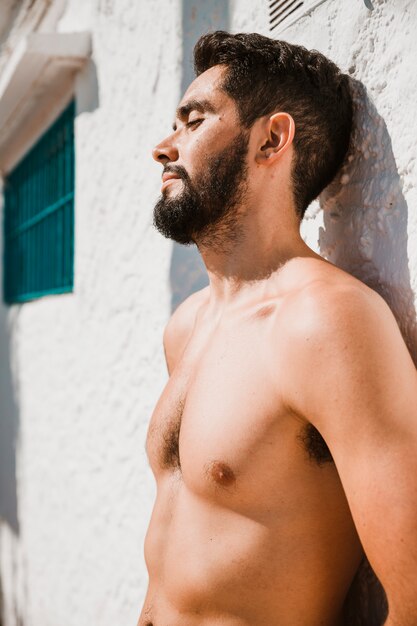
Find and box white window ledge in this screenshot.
[0,31,91,173]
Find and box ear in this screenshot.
[255,112,295,165]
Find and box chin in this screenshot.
[164,187,181,197]
[164,179,183,194]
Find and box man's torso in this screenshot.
[140,259,369,626]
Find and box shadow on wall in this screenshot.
[0,181,19,536]
[169,0,230,312]
[319,79,417,365]
[75,57,100,116]
[0,296,20,535]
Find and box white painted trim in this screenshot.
[0,31,91,172]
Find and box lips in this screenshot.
[162,172,180,183]
[161,171,183,192]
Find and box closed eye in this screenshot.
[186,119,203,128]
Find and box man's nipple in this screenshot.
[206,460,236,487]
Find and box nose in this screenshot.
[152,134,179,164]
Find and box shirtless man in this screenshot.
[138,31,417,626]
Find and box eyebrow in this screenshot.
[172,98,217,130]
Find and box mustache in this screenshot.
[163,164,190,183]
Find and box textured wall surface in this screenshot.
[0,1,416,625]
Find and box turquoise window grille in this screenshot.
[3,100,75,304]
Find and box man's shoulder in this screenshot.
[275,258,394,354]
[274,260,406,423]
[163,286,210,375]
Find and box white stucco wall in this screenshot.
[0,1,416,625]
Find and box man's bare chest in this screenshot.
[146,318,333,512]
[147,324,278,466]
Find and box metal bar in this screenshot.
[270,0,303,26]
[269,0,295,19]
[6,191,74,240]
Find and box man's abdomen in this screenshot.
[142,474,362,626]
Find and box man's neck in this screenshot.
[195,214,321,315]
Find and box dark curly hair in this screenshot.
[193,31,353,220]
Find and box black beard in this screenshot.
[153,132,249,249]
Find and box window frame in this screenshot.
[2,99,76,304]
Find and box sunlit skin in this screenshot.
[137,65,417,626]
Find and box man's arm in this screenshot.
[162,287,209,375]
[281,282,417,625]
